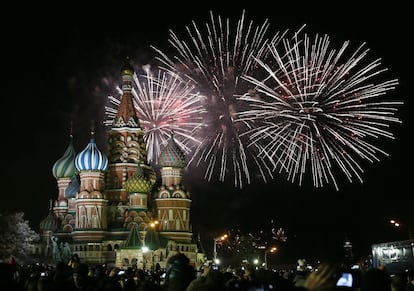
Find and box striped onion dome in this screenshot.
[75,136,108,171]
[52,136,76,179]
[158,133,186,168]
[40,202,59,232]
[39,211,58,232]
[125,165,152,194]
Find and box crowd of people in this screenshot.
[1,253,413,291]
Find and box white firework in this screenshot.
[237,33,403,190]
[151,10,300,188]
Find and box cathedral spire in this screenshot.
[114,58,140,128]
[69,120,73,138]
[90,120,95,140]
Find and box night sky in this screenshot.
[2,3,411,265]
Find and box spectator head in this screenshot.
[361,267,391,291]
[164,253,196,290]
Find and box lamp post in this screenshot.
[142,220,159,270]
[142,246,149,270]
[213,234,228,264]
[253,258,259,270]
[264,247,277,270]
[150,220,159,228]
[390,219,413,239]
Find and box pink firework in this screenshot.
[106,65,204,164]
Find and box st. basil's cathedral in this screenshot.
[38,61,206,269]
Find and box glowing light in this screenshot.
[105,66,204,164]
[152,10,300,188]
[150,220,159,228]
[237,33,403,190]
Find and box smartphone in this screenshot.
[336,272,353,287]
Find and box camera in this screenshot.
[336,272,353,287]
[335,267,361,288]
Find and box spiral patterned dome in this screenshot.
[75,136,108,171]
[125,165,152,193]
[158,134,186,168]
[52,137,76,179]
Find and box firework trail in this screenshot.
[105,65,204,164]
[237,33,403,190]
[152,10,298,188]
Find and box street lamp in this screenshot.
[142,220,159,270]
[390,219,413,239]
[213,234,228,264]
[264,247,277,270]
[253,258,259,270]
[149,220,159,228]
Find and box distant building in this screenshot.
[343,237,354,266]
[371,239,414,275]
[38,60,206,270]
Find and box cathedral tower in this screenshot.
[72,130,108,242]
[41,60,204,268]
[52,133,76,220]
[154,133,192,243]
[105,60,155,229]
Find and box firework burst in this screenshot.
[237,33,403,190]
[105,65,204,164]
[152,10,296,188]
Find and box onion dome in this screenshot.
[75,135,108,171]
[39,213,59,232]
[158,133,186,168]
[65,173,80,198]
[122,58,134,76]
[52,136,76,179]
[125,164,152,193]
[39,201,59,232]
